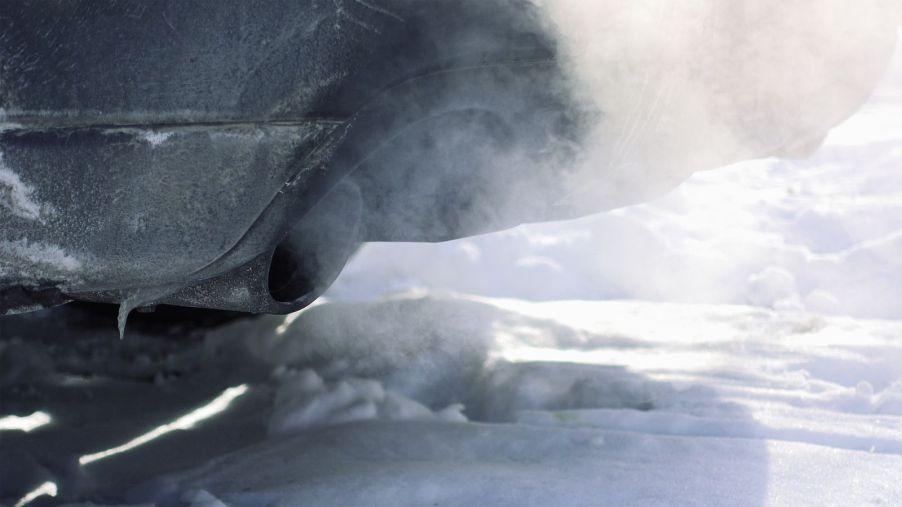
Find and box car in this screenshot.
[1,0,898,331]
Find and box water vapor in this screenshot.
[539,0,901,213]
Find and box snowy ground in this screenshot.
[3,294,902,506]
[2,29,902,507]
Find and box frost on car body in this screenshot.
[0,0,898,320]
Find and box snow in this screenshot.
[4,292,902,506]
[268,369,466,435]
[0,412,51,433]
[0,239,83,287]
[60,295,902,505]
[12,481,57,507]
[136,131,173,148]
[0,153,51,223]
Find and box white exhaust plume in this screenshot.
[540,0,901,211]
[331,2,902,317]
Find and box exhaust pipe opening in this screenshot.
[266,180,363,307]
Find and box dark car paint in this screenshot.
[0,0,587,316]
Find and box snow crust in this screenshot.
[113,293,902,506]
[268,368,466,434]
[4,291,902,505]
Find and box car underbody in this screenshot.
[1,0,899,327]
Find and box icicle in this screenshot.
[115,286,177,339]
[117,298,137,340]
